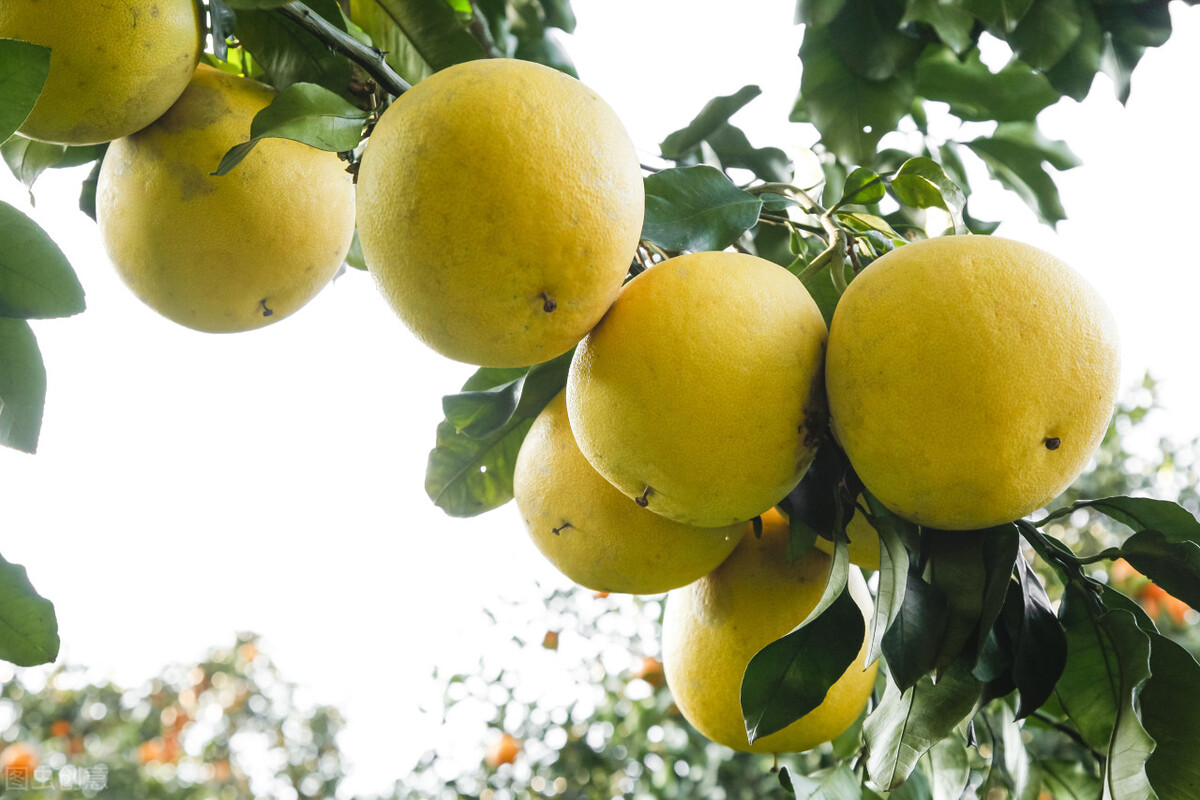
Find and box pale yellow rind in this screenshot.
[662,514,877,753]
[514,393,744,595]
[355,58,644,368]
[0,0,202,145]
[825,235,1120,530]
[97,65,356,333]
[566,252,828,528]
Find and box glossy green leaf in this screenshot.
[0,39,51,142]
[962,0,1034,32]
[901,0,976,54]
[0,202,85,320]
[1138,628,1200,798]
[660,86,762,159]
[0,317,46,453]
[425,352,570,516]
[792,27,915,166]
[1070,495,1200,542]
[882,567,949,692]
[864,502,910,666]
[838,167,885,207]
[965,122,1079,227]
[1009,554,1067,718]
[864,660,982,790]
[1099,609,1157,800]
[213,82,368,175]
[916,46,1059,123]
[1055,583,1120,751]
[1,137,65,191]
[742,584,863,743]
[889,157,967,234]
[234,0,353,92]
[1044,1,1104,102]
[1007,0,1083,71]
[0,554,58,666]
[706,124,793,184]
[827,0,924,82]
[347,0,484,82]
[1120,530,1200,614]
[641,166,762,252]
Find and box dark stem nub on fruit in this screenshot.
[551,522,573,535]
[259,299,274,317]
[635,486,654,507]
[1045,436,1062,450]
[539,292,557,313]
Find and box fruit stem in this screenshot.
[275,3,412,97]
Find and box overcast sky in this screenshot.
[2,2,1198,795]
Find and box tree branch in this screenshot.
[275,1,412,97]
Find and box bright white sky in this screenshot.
[1,1,1198,795]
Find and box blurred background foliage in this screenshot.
[1,377,1193,800]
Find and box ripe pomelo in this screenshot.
[566,251,828,527]
[0,0,201,145]
[825,235,1120,530]
[514,392,743,595]
[97,65,355,333]
[355,58,644,368]
[662,512,877,753]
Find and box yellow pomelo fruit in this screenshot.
[662,510,877,753]
[97,65,355,333]
[0,0,201,145]
[514,392,744,595]
[825,235,1120,530]
[566,252,828,528]
[355,58,644,368]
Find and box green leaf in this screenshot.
[864,501,911,666]
[1008,554,1067,718]
[233,0,353,93]
[213,82,368,175]
[838,167,885,207]
[1,137,64,191]
[792,26,915,166]
[425,352,570,516]
[346,0,484,81]
[1099,609,1158,800]
[442,376,524,439]
[864,660,982,790]
[222,0,287,7]
[961,0,1035,32]
[964,122,1079,227]
[742,586,865,744]
[0,39,51,142]
[0,554,58,666]
[641,166,762,252]
[1040,760,1102,800]
[882,567,949,692]
[0,317,46,453]
[901,0,977,54]
[915,46,1060,123]
[827,0,925,82]
[78,155,103,221]
[1138,627,1200,798]
[1055,583,1119,751]
[924,734,971,800]
[1043,1,1104,102]
[785,763,863,800]
[0,202,85,320]
[660,86,763,159]
[706,124,793,184]
[889,157,967,234]
[1120,530,1200,611]
[797,0,850,26]
[1071,496,1200,543]
[1007,0,1083,72]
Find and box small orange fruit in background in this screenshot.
[484,733,521,769]
[0,742,39,780]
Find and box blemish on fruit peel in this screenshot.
[1045,437,1062,450]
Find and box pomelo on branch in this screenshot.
[0,0,202,145]
[566,251,828,527]
[662,511,877,753]
[355,58,644,368]
[96,65,356,333]
[514,392,744,595]
[825,235,1120,530]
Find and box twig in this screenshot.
[275,2,411,97]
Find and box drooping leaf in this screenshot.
[706,123,794,184]
[901,0,977,54]
[882,566,949,692]
[1006,0,1083,72]
[916,46,1060,123]
[827,0,925,82]
[641,166,762,252]
[0,554,59,666]
[792,26,915,166]
[785,763,863,800]
[741,584,864,743]
[0,316,46,453]
[233,0,353,93]
[864,660,982,790]
[346,0,484,83]
[0,39,51,142]
[838,167,885,208]
[923,733,971,800]
[425,351,571,516]
[1120,530,1200,611]
[1068,496,1200,542]
[1,137,64,192]
[888,157,967,234]
[965,122,1079,226]
[0,202,85,320]
[863,499,911,666]
[213,82,368,175]
[660,86,763,159]
[1043,1,1104,102]
[1099,609,1157,800]
[1055,583,1119,751]
[1008,554,1067,718]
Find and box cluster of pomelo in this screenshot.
[4,3,1122,759]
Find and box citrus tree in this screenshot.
[2,1,1199,799]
